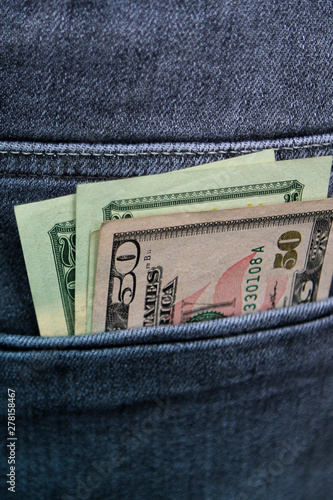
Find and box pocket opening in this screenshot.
[1,296,333,352]
[1,137,333,339]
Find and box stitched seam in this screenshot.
[0,143,332,158]
[0,172,117,181]
[1,309,332,352]
[1,141,332,180]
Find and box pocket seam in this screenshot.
[0,142,332,158]
[1,305,333,353]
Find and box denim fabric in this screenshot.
[1,1,333,499]
[1,1,333,144]
[1,305,333,499]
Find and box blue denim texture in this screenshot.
[1,304,333,499]
[1,1,333,498]
[1,1,333,144]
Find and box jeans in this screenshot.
[1,1,333,499]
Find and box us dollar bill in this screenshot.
[76,153,332,334]
[77,149,276,334]
[15,195,76,336]
[92,199,333,333]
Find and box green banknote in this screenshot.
[78,149,276,334]
[15,195,76,337]
[76,152,332,335]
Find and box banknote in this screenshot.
[77,149,276,334]
[92,199,333,333]
[84,150,280,333]
[15,195,76,337]
[77,153,332,334]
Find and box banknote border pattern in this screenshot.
[102,180,304,220]
[48,220,76,336]
[113,210,333,243]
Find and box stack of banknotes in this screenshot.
[15,149,333,336]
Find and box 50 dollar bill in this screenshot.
[92,199,333,333]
